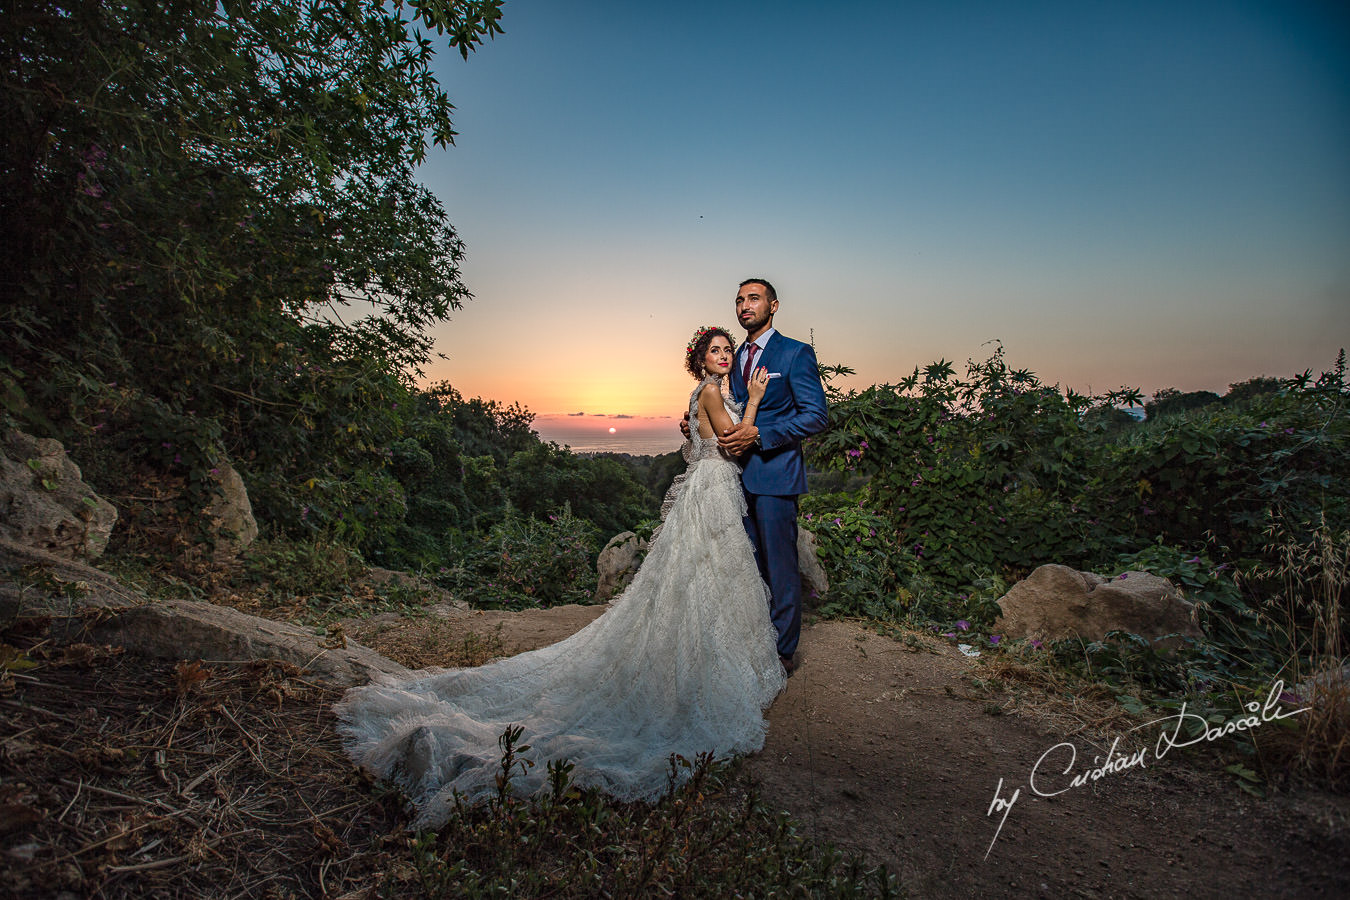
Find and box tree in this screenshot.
[1143,388,1222,421]
[1224,376,1282,406]
[505,443,654,540]
[1,0,503,534]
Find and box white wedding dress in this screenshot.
[334,376,786,826]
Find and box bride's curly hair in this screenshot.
[684,325,736,379]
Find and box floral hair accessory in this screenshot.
[686,325,732,356]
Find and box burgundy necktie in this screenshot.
[741,343,759,383]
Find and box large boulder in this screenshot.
[87,598,409,687]
[203,459,258,560]
[994,563,1203,646]
[0,540,409,687]
[0,430,117,560]
[596,531,647,601]
[798,527,829,603]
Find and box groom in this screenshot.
[717,278,828,675]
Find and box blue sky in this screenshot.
[415,0,1350,420]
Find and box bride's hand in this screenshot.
[747,366,769,402]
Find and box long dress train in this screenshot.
[333,376,786,826]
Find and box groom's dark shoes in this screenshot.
[780,654,797,677]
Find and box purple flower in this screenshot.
[956,620,969,631]
[1259,421,1268,428]
[989,635,1001,645]
[860,440,869,449]
[897,506,906,513]
[1187,556,1200,563]
[1118,573,1128,580]
[833,517,842,526]
[1030,639,1043,650]
[943,632,956,638]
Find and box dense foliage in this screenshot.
[1,0,654,606]
[804,346,1350,698]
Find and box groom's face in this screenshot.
[735,283,777,333]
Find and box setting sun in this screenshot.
[608,427,617,434]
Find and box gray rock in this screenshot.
[0,538,141,623]
[1,538,408,687]
[994,563,1203,647]
[0,430,118,560]
[87,598,409,687]
[595,531,647,602]
[203,459,258,560]
[798,527,829,603]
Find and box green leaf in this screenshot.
[1,645,38,672]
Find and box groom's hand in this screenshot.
[718,422,759,454]
[679,412,691,439]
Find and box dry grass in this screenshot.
[1247,517,1350,791]
[340,619,507,670]
[0,630,406,899]
[962,652,1149,752]
[1250,667,1350,792]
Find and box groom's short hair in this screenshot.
[739,277,776,301]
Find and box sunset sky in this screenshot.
[410,0,1348,446]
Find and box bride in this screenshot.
[334,325,786,825]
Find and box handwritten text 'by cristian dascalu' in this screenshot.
[983,680,1310,858]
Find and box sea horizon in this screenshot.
[532,413,683,457]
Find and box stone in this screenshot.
[1292,664,1350,713]
[1,538,409,687]
[202,459,258,560]
[87,598,409,687]
[595,531,647,602]
[798,527,829,603]
[994,563,1203,646]
[0,430,117,560]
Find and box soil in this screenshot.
[341,602,1350,898]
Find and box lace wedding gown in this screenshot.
[334,376,785,826]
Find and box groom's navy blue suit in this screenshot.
[730,332,828,659]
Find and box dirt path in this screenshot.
[347,604,1350,898]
